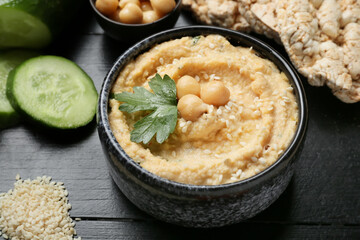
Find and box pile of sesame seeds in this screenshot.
[0,175,80,240]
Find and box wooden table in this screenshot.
[1,4,360,239]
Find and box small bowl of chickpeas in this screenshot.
[89,0,181,42]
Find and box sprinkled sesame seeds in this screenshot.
[195,75,200,81]
[217,108,222,115]
[209,43,215,49]
[159,57,164,64]
[251,157,258,162]
[229,115,236,120]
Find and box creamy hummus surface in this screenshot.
[109,35,299,185]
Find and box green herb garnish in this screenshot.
[114,74,178,144]
[192,36,201,45]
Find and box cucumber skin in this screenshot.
[0,0,84,36]
[0,108,20,129]
[0,50,39,129]
[6,56,98,130]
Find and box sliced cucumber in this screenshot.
[0,7,51,49]
[7,56,98,129]
[0,50,38,128]
[0,0,81,49]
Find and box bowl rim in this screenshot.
[97,25,308,196]
[89,0,182,27]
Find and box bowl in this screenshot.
[89,0,182,42]
[97,26,308,228]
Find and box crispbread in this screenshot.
[183,0,360,103]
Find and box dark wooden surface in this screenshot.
[1,4,360,239]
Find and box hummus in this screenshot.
[109,35,299,185]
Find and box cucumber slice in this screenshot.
[0,7,51,49]
[0,50,38,128]
[7,56,98,129]
[0,0,81,49]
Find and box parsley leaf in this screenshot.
[114,74,178,144]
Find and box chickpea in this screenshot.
[150,0,176,15]
[109,9,121,22]
[142,10,160,24]
[176,75,200,99]
[140,1,153,11]
[177,94,207,122]
[200,81,230,106]
[119,0,140,8]
[95,0,118,16]
[119,3,143,24]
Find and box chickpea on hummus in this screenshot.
[109,35,299,185]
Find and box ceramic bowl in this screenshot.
[97,26,308,228]
[89,0,182,42]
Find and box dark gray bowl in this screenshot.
[89,0,181,42]
[97,26,308,228]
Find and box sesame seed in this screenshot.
[229,115,236,120]
[255,168,260,173]
[239,106,243,114]
[241,56,246,61]
[240,142,246,147]
[287,87,294,91]
[268,106,274,111]
[214,76,221,80]
[204,73,209,79]
[254,110,261,116]
[159,57,164,64]
[273,90,279,95]
[278,150,284,155]
[181,126,187,133]
[217,108,222,115]
[204,149,212,154]
[280,101,286,106]
[251,157,258,162]
[249,46,253,51]
[226,133,232,139]
[236,169,242,176]
[218,175,223,182]
[259,157,266,164]
[195,75,200,81]
[225,105,231,111]
[230,177,238,181]
[225,120,230,127]
[209,43,215,49]
[179,122,186,128]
